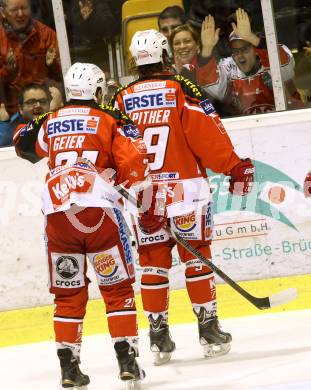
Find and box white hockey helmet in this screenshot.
[129,29,171,66]
[64,62,107,100]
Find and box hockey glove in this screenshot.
[304,171,311,197]
[229,158,255,196]
[137,185,167,235]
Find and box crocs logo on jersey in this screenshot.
[94,253,118,277]
[56,256,79,279]
[123,89,176,113]
[173,212,196,232]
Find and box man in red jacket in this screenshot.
[0,0,61,116]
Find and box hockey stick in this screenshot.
[116,185,297,310]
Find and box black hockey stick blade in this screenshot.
[116,185,298,310]
[172,230,298,310]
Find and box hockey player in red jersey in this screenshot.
[13,63,160,389]
[110,29,255,365]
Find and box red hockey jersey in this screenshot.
[110,74,241,216]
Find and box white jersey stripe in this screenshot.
[37,126,48,153]
[106,310,136,318]
[141,282,169,289]
[186,274,214,283]
[12,126,24,142]
[54,317,83,323]
[184,102,204,114]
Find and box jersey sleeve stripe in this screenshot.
[13,125,26,142]
[37,127,48,153]
[184,102,205,114]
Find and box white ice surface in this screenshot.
[1,310,311,390]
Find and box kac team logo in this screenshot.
[173,211,197,232]
[94,253,118,278]
[122,124,141,139]
[56,256,79,279]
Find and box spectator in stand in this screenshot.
[63,0,125,68]
[197,9,303,116]
[64,0,121,46]
[169,23,219,89]
[0,0,62,118]
[31,0,55,29]
[1,83,63,147]
[158,5,186,39]
[187,0,263,59]
[18,83,51,119]
[294,21,311,105]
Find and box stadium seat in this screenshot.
[122,0,183,71]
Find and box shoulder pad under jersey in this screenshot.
[19,111,51,138]
[33,111,51,128]
[173,74,208,101]
[98,103,136,127]
[108,83,130,106]
[15,111,51,163]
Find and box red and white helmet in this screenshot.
[64,62,107,100]
[130,29,171,66]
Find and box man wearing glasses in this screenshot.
[0,0,61,118]
[7,84,62,148]
[18,84,51,121]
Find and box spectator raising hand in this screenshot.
[201,15,220,58]
[231,8,260,47]
[6,48,18,73]
[49,86,63,111]
[79,0,94,21]
[0,103,9,121]
[46,46,57,66]
[0,0,62,116]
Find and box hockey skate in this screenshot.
[149,314,176,366]
[194,307,232,358]
[114,340,145,390]
[57,348,90,389]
